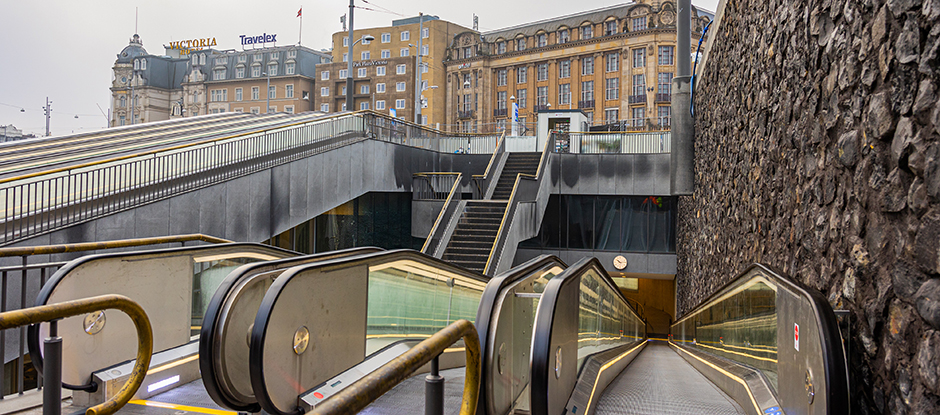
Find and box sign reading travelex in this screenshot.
[240,33,277,46]
[166,38,217,55]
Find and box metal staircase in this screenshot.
[441,201,507,273]
[491,153,542,200]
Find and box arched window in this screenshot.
[119,96,126,107]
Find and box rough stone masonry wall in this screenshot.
[677,0,940,412]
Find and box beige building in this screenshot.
[443,0,712,133]
[317,15,472,127]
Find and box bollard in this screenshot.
[425,356,444,415]
[43,320,62,415]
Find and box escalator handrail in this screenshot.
[530,257,646,415]
[249,248,489,415]
[199,246,383,412]
[27,242,297,391]
[475,254,567,415]
[670,263,850,412]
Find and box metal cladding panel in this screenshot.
[44,254,193,386]
[615,155,637,195]
[360,141,376,193]
[578,155,600,195]
[199,184,227,239]
[306,150,329,216]
[270,164,292,235]
[559,155,580,193]
[289,161,309,224]
[647,254,678,275]
[248,169,273,242]
[651,154,672,195]
[135,199,171,238]
[596,155,619,195]
[169,188,201,236]
[633,155,657,195]
[225,176,253,242]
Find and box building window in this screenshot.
[606,108,619,123]
[252,65,261,77]
[236,67,246,78]
[517,38,526,51]
[381,33,391,43]
[517,67,527,83]
[605,20,617,36]
[376,66,386,76]
[517,89,527,108]
[658,72,673,97]
[268,64,277,76]
[213,68,225,80]
[395,99,406,109]
[362,35,371,45]
[462,94,471,112]
[537,86,548,107]
[581,81,594,102]
[286,84,294,98]
[210,89,227,102]
[285,105,294,113]
[119,96,126,107]
[343,37,349,47]
[236,88,243,101]
[339,69,348,78]
[606,52,619,72]
[360,85,370,94]
[321,71,330,80]
[271,52,280,60]
[251,87,260,100]
[396,82,406,91]
[658,105,671,126]
[321,103,329,112]
[381,49,390,59]
[286,63,296,75]
[497,42,506,54]
[537,33,547,47]
[343,53,348,62]
[582,25,593,39]
[401,48,410,57]
[558,60,570,78]
[376,100,385,110]
[537,63,548,81]
[321,87,330,97]
[463,47,472,59]
[422,27,429,38]
[341,86,347,96]
[422,65,428,74]
[422,45,429,56]
[361,51,370,60]
[581,57,594,75]
[269,86,276,99]
[358,68,367,78]
[238,55,247,63]
[360,102,370,110]
[497,69,507,86]
[659,46,675,66]
[633,48,645,67]
[558,84,571,105]
[251,107,260,114]
[463,73,472,88]
[497,91,507,110]
[341,102,347,111]
[376,83,386,93]
[253,54,263,62]
[396,65,406,74]
[633,16,647,31]
[633,74,646,96]
[605,78,619,100]
[401,31,410,41]
[632,107,645,126]
[119,115,126,125]
[288,50,297,59]
[558,29,570,43]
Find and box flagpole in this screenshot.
[298,7,303,45]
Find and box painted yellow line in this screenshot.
[129,399,237,415]
[583,341,646,414]
[695,342,778,363]
[669,342,762,414]
[720,343,778,354]
[147,355,199,375]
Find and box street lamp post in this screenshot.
[414,12,424,124]
[265,70,271,114]
[344,34,374,112]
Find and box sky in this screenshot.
[0,0,718,137]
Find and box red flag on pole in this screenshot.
[297,7,302,17]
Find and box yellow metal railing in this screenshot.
[0,234,231,257]
[0,294,153,415]
[308,319,480,415]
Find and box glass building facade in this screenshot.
[521,195,676,253]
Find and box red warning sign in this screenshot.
[794,323,800,352]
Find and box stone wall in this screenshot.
[678,0,940,412]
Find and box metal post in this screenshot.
[43,320,62,415]
[424,356,444,415]
[266,71,271,114]
[346,0,355,113]
[415,13,424,124]
[671,0,694,195]
[677,0,691,77]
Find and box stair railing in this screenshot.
[482,136,554,276]
[420,173,463,257]
[471,133,508,200]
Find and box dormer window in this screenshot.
[133,59,140,70]
[517,38,526,51]
[140,59,147,70]
[497,42,506,54]
[633,16,647,31]
[287,50,297,59]
[582,25,593,39]
[271,52,280,60]
[537,33,547,47]
[253,54,263,62]
[238,54,247,63]
[558,29,570,44]
[605,21,617,35]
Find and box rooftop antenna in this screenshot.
[473,14,478,31]
[135,7,138,34]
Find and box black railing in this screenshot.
[655,93,671,102]
[534,105,550,112]
[578,100,594,109]
[628,94,646,104]
[493,108,507,117]
[457,110,474,119]
[413,173,462,200]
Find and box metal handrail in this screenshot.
[0,294,152,415]
[420,173,463,254]
[0,233,231,257]
[308,319,480,415]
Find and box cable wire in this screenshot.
[690,19,713,118]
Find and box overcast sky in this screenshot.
[0,0,718,137]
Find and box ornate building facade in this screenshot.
[443,1,712,133]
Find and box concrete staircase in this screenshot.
[491,153,542,200]
[441,201,507,273]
